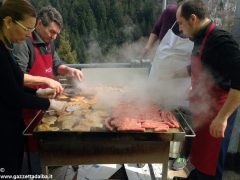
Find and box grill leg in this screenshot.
[41,165,49,176]
[148,163,156,180]
[72,165,79,172]
[161,142,170,180]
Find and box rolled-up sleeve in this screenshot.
[52,51,63,75]
[217,37,240,90]
[13,41,30,73]
[228,49,240,90]
[205,32,240,91]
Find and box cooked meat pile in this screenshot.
[38,94,109,132]
[105,101,179,132]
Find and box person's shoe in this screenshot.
[172,177,187,180]
[136,163,145,168]
[172,157,187,170]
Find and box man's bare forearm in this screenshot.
[24,74,64,94]
[145,33,158,50]
[210,88,240,137]
[216,88,240,120]
[24,74,50,86]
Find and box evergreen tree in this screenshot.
[89,0,107,29]
[31,0,162,63]
[85,10,97,35]
[57,28,77,64]
[107,19,116,42]
[31,0,51,9]
[108,1,124,28]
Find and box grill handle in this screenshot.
[23,110,44,136]
[175,109,196,138]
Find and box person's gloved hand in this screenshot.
[49,99,66,114]
[37,88,57,99]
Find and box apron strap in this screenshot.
[199,22,215,59]
[170,21,177,30]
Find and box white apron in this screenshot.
[148,25,194,108]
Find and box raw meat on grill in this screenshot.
[112,117,145,132]
[165,111,180,128]
[160,111,180,128]
[141,120,169,129]
[105,101,180,132]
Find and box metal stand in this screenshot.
[40,140,170,180]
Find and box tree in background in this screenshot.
[70,30,87,63]
[232,0,240,44]
[207,0,236,31]
[57,28,78,64]
[31,0,161,63]
[31,0,238,64]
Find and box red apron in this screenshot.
[23,41,54,152]
[189,23,228,176]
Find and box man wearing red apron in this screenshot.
[21,35,55,152]
[174,1,240,180]
[14,5,84,130]
[13,6,84,173]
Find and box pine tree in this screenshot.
[85,10,97,35]
[31,0,51,8]
[31,0,163,63]
[89,0,107,29]
[57,28,78,64]
[108,0,124,28]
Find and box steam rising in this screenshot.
[69,34,217,129]
[69,35,194,112]
[70,67,189,112]
[72,68,219,129]
[86,37,157,63]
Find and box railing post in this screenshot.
[162,0,167,12]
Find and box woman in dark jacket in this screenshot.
[0,0,64,174]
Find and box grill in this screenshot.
[23,64,195,180]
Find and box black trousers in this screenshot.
[187,169,218,180]
[0,135,24,175]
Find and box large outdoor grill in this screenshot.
[24,63,195,180]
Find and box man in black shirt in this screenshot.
[174,0,240,179]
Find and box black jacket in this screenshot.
[0,41,50,136]
[192,22,240,91]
